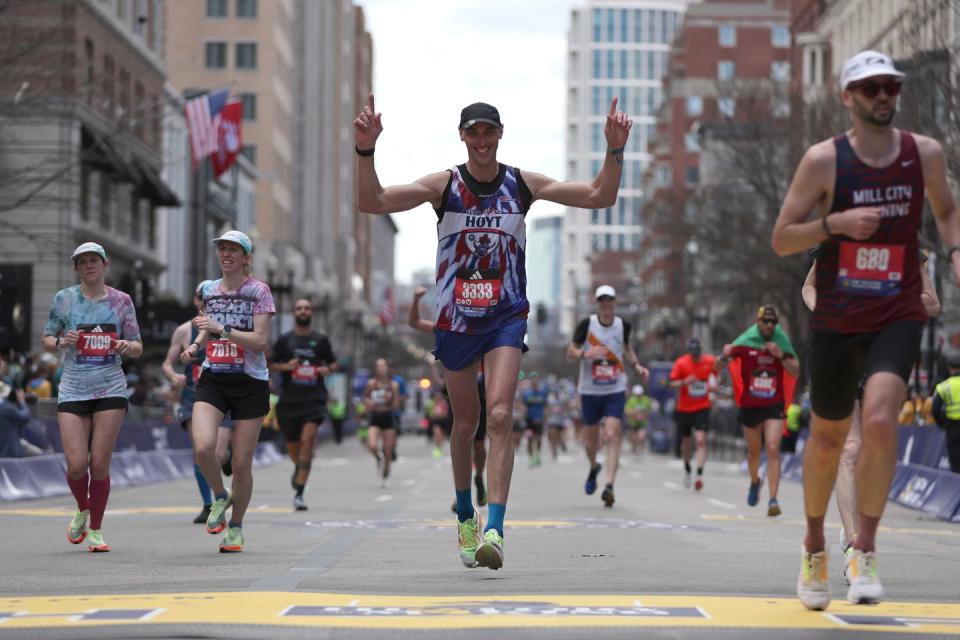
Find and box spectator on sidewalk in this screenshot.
[0,380,31,458]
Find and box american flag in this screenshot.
[378,287,395,327]
[184,88,230,167]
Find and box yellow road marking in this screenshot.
[0,592,957,632]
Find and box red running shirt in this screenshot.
[670,354,716,413]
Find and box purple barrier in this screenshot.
[0,443,282,501]
[899,425,948,469]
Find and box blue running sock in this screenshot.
[485,503,506,536]
[194,464,212,505]
[227,520,242,529]
[455,489,475,523]
[215,490,229,502]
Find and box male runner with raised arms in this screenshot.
[567,285,649,507]
[355,94,632,570]
[772,51,960,609]
[269,298,337,511]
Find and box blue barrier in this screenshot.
[741,425,959,523]
[0,444,283,502]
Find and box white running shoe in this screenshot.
[683,471,692,488]
[846,550,884,605]
[797,547,831,611]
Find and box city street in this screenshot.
[1,437,958,639]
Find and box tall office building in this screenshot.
[561,0,693,334]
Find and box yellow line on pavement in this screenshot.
[0,592,957,632]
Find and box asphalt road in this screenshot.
[1,433,958,639]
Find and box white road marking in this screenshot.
[706,498,737,510]
[663,481,681,490]
[375,495,393,502]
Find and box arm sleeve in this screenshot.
[319,337,337,364]
[42,291,66,337]
[270,335,289,363]
[121,294,141,340]
[933,392,947,426]
[571,318,589,345]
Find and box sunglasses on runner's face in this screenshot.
[851,80,902,99]
[597,296,615,302]
[760,318,778,326]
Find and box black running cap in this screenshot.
[459,103,502,129]
[687,338,701,353]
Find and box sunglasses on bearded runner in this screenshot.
[598,295,615,302]
[850,80,902,99]
[760,318,778,326]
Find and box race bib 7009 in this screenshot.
[75,324,118,365]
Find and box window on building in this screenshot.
[772,25,790,48]
[239,93,257,120]
[660,10,668,44]
[591,233,600,250]
[718,60,735,81]
[685,166,700,185]
[718,96,735,117]
[236,0,256,18]
[84,39,95,102]
[592,209,599,225]
[606,8,615,41]
[620,50,628,80]
[80,165,91,220]
[655,165,671,188]
[591,158,601,176]
[771,61,791,82]
[205,42,227,69]
[647,49,656,80]
[719,25,736,47]
[207,0,227,17]
[240,144,256,165]
[593,8,603,42]
[606,49,615,79]
[648,9,657,43]
[605,208,612,225]
[686,96,703,116]
[634,9,643,42]
[773,96,791,118]
[620,8,628,41]
[236,42,257,69]
[592,122,602,152]
[618,199,626,225]
[684,131,700,152]
[592,49,602,78]
[99,175,111,229]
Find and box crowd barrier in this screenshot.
[0,403,291,502]
[739,424,960,523]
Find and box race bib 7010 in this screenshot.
[206,339,245,373]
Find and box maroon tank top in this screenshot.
[812,131,926,334]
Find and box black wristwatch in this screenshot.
[223,325,232,338]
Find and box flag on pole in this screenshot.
[378,287,395,327]
[184,88,230,168]
[210,99,243,178]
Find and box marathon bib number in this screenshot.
[591,361,619,385]
[206,339,245,373]
[371,388,393,409]
[75,324,118,365]
[837,242,904,296]
[292,363,318,386]
[749,370,777,399]
[688,380,708,398]
[454,268,501,318]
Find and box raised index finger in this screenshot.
[368,93,375,112]
[608,96,618,116]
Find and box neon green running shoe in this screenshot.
[432,447,443,459]
[86,528,110,552]
[457,511,482,568]
[474,529,504,570]
[206,491,232,534]
[67,508,89,544]
[219,526,244,553]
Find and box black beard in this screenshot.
[295,315,311,327]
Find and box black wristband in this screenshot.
[948,245,960,261]
[608,146,625,156]
[355,145,375,157]
[822,215,834,238]
[55,335,61,349]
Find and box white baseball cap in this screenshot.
[595,285,616,299]
[840,50,904,90]
[632,384,644,395]
[71,242,107,262]
[211,230,252,254]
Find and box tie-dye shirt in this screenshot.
[43,286,140,403]
[199,277,275,381]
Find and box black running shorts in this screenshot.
[58,396,128,416]
[739,402,785,428]
[675,408,710,438]
[195,370,269,421]
[810,319,922,421]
